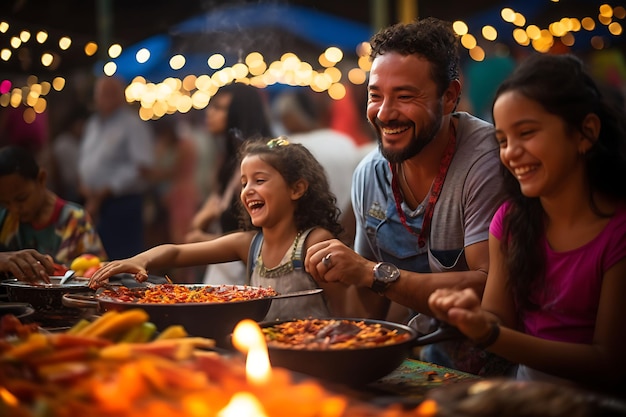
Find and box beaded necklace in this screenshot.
[390,121,457,248]
[256,230,303,278]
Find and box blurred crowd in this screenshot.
[0,76,377,282]
[0,46,624,284]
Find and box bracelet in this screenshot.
[474,322,500,350]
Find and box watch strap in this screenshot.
[371,278,389,295]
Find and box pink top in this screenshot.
[490,201,626,343]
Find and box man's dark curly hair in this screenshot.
[235,138,343,237]
[369,17,460,97]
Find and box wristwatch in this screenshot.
[371,262,400,295]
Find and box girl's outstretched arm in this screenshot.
[89,231,255,287]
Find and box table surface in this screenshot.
[316,358,480,409]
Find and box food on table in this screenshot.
[0,313,433,417]
[51,262,69,276]
[0,314,39,339]
[100,284,278,304]
[69,254,102,278]
[262,318,411,350]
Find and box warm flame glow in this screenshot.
[415,399,438,416]
[246,346,272,385]
[0,386,18,407]
[232,319,272,385]
[232,319,265,353]
[217,392,268,417]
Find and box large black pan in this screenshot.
[1,276,92,308]
[1,277,94,326]
[259,318,464,386]
[63,284,322,347]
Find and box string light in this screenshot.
[0,3,624,119]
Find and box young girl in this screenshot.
[428,54,626,394]
[90,137,349,321]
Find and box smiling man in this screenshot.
[305,17,510,376]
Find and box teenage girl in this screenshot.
[90,137,351,320]
[429,54,626,394]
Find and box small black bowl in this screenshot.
[0,302,36,321]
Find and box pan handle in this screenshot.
[271,288,323,299]
[412,323,465,346]
[62,293,99,309]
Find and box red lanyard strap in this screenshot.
[390,123,457,248]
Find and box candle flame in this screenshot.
[232,319,265,353]
[217,392,268,417]
[0,386,18,407]
[246,345,272,385]
[232,319,272,384]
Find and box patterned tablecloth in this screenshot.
[361,358,480,408]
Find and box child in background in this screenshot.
[90,137,350,321]
[0,145,107,282]
[428,54,626,394]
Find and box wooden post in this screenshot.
[97,0,112,61]
[370,0,390,31]
[398,0,418,23]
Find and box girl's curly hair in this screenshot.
[235,137,343,237]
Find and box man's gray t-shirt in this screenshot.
[351,112,508,376]
[352,112,504,274]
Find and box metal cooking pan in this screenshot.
[259,318,464,386]
[63,284,323,347]
[0,302,36,321]
[1,276,92,308]
[0,274,171,327]
[1,277,94,326]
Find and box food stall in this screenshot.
[2,281,625,417]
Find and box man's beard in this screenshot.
[376,105,443,164]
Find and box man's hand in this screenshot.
[0,250,55,283]
[304,239,375,287]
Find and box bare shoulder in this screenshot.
[211,230,259,260]
[303,227,335,248]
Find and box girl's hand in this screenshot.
[88,258,148,288]
[428,288,493,341]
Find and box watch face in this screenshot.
[375,262,400,283]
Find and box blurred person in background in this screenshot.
[273,87,360,245]
[0,145,106,282]
[78,76,155,260]
[185,82,273,284]
[328,83,374,147]
[51,106,90,204]
[142,117,199,281]
[0,104,49,163]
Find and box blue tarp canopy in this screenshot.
[104,3,373,82]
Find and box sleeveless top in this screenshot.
[249,228,330,321]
